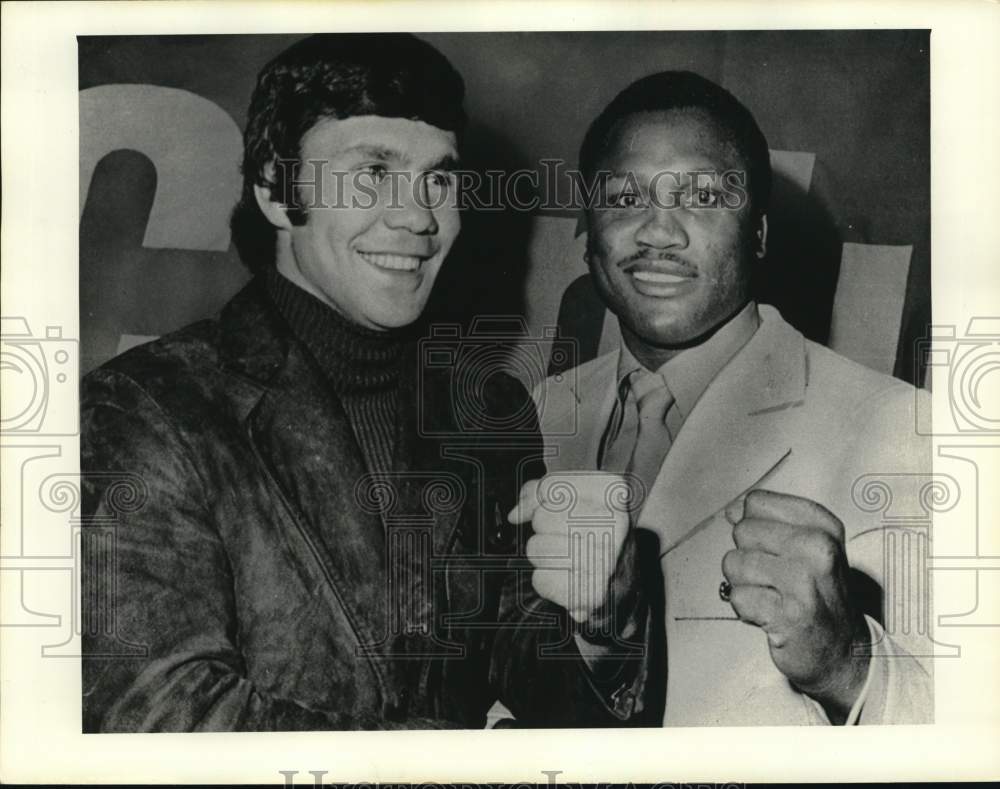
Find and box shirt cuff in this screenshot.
[805,614,879,725]
[843,615,879,725]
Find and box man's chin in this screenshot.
[624,314,705,349]
[367,307,425,332]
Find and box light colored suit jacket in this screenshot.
[535,305,933,725]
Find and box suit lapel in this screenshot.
[637,308,807,553]
[217,281,400,669]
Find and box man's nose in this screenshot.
[383,173,439,235]
[634,205,688,249]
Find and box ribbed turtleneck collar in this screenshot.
[262,267,407,395]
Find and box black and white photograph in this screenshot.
[2,1,999,785]
[76,27,933,732]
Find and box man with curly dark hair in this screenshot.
[80,33,543,732]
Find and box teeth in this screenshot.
[632,271,689,284]
[360,252,423,271]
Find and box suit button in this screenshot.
[610,685,636,718]
[488,501,511,549]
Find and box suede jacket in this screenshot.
[81,279,544,731]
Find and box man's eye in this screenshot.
[612,191,643,209]
[692,188,718,207]
[420,171,453,204]
[426,170,453,189]
[359,163,388,184]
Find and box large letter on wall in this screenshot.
[79,85,242,251]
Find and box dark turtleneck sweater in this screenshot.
[262,269,439,680]
[263,267,405,478]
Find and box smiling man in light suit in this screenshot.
[492,71,933,727]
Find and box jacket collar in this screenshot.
[637,304,805,552]
[216,278,291,392]
[558,305,806,553]
[215,280,467,674]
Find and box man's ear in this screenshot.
[755,214,769,259]
[253,162,293,231]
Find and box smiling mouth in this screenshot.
[622,260,697,296]
[631,271,692,284]
[358,251,429,272]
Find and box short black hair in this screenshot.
[231,33,466,272]
[579,70,771,218]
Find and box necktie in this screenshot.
[625,370,676,509]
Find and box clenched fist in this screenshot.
[508,472,635,624]
[722,489,870,723]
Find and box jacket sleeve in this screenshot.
[831,382,935,725]
[490,523,666,727]
[80,368,450,732]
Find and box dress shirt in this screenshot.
[599,300,761,474]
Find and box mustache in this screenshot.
[617,249,694,272]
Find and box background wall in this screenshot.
[79,30,930,385]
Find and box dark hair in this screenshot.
[231,33,466,271]
[579,70,771,218]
